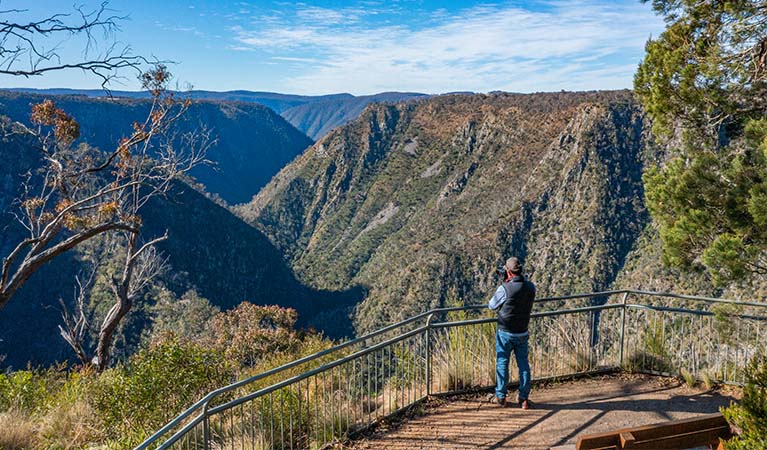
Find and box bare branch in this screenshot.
[128,243,167,298]
[131,232,168,263]
[1,61,206,370]
[0,2,151,87]
[58,266,99,365]
[1,237,39,290]
[0,221,138,310]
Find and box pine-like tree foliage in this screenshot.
[635,0,767,285]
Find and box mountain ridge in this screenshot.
[4,88,428,139]
[0,91,313,204]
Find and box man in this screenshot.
[488,256,536,409]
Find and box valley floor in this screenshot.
[348,374,738,450]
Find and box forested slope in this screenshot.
[241,91,684,331]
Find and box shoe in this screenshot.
[489,395,506,407]
[519,399,531,410]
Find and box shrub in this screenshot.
[37,369,103,448]
[93,333,235,447]
[148,288,220,341]
[680,367,696,388]
[205,303,300,367]
[0,303,334,448]
[702,370,716,390]
[722,351,767,450]
[0,370,51,414]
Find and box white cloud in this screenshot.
[232,1,664,94]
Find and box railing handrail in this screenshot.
[136,289,767,449]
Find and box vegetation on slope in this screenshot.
[240,91,661,332]
[0,303,334,449]
[635,0,767,287]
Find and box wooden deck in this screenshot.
[349,374,738,450]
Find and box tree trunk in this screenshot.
[95,233,138,371]
[95,292,132,371]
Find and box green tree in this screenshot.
[635,0,767,285]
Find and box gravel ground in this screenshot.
[346,374,740,450]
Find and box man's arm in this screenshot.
[488,285,506,310]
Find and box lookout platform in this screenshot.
[349,374,739,450]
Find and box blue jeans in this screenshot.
[495,330,531,401]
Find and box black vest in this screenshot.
[497,275,536,333]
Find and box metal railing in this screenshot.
[137,290,767,450]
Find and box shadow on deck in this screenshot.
[349,374,739,450]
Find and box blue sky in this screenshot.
[3,1,665,95]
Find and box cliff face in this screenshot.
[241,91,661,331]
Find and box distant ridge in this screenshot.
[0,90,313,204]
[5,88,352,114]
[5,88,428,139]
[281,91,428,139]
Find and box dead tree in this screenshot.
[0,4,202,370]
[59,238,168,367]
[59,269,97,366]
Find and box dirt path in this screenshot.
[350,374,739,450]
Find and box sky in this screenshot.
[1,1,666,95]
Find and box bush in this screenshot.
[148,288,220,341]
[93,333,235,447]
[0,370,51,414]
[680,367,696,388]
[0,303,334,448]
[205,303,300,367]
[0,367,103,449]
[722,351,767,450]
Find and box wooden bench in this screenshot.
[574,413,731,450]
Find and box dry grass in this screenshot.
[701,370,716,390]
[38,398,104,449]
[0,400,103,450]
[680,368,697,388]
[0,411,38,450]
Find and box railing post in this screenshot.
[426,312,434,396]
[618,291,630,369]
[202,401,211,450]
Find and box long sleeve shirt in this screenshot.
[488,285,506,311]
